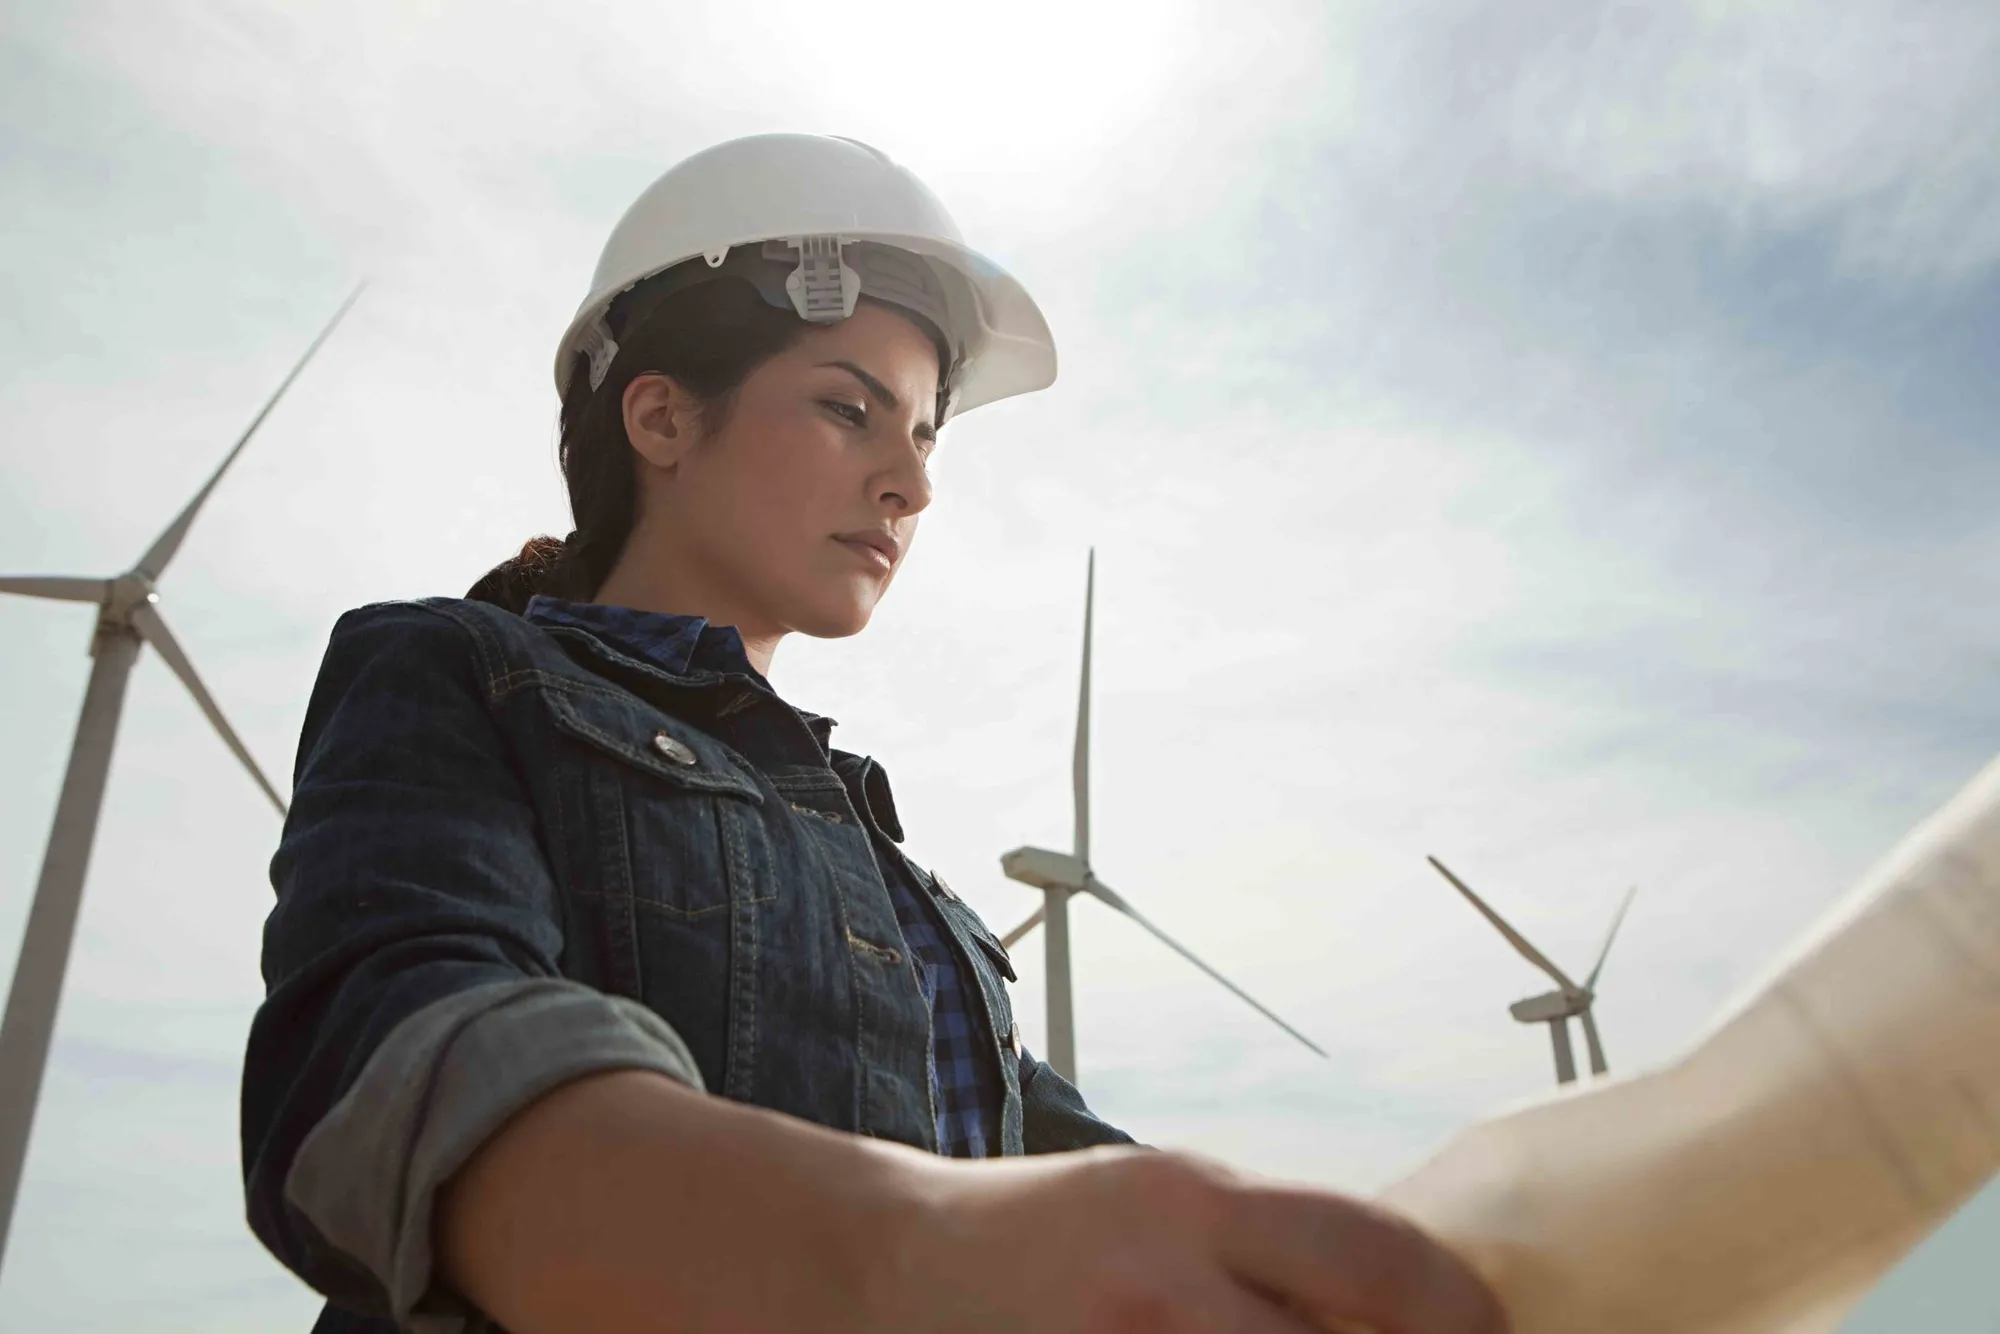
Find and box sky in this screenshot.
[1,0,1998,1328]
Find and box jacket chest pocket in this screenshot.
[931,887,1021,1043]
[541,685,770,919]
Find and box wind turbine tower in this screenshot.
[998,551,1326,1083]
[0,290,360,1275]
[1427,855,1636,1085]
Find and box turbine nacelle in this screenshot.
[1509,988,1592,1024]
[1001,845,1087,893]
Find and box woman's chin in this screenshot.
[788,591,881,641]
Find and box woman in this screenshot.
[241,134,1506,1334]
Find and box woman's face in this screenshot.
[615,300,942,646]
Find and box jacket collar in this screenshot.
[525,594,746,681]
[521,594,838,757]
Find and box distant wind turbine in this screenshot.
[1427,855,1637,1085]
[0,289,361,1275]
[998,550,1326,1083]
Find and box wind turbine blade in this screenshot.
[1548,1017,1578,1084]
[0,577,108,604]
[1000,905,1046,950]
[129,602,288,816]
[137,285,364,580]
[1578,1006,1609,1076]
[1072,548,1094,867]
[1085,876,1328,1059]
[1584,886,1639,992]
[1426,856,1580,992]
[0,633,141,1261]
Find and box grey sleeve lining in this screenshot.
[285,979,707,1333]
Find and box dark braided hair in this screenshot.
[467,279,809,612]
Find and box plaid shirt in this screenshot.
[523,596,1001,1157]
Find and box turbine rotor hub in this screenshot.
[103,573,158,623]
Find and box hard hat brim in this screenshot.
[553,231,1055,418]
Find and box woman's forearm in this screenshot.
[436,1069,1511,1334]
[436,1069,923,1334]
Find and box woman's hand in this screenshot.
[871,1146,1509,1334]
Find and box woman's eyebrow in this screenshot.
[817,360,900,411]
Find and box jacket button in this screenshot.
[1008,1022,1022,1057]
[651,731,697,766]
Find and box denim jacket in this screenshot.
[240,597,1132,1333]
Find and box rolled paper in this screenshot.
[1381,754,2000,1333]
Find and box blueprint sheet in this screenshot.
[1378,755,2000,1333]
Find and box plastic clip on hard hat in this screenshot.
[575,316,620,393]
[784,236,861,323]
[554,133,1058,421]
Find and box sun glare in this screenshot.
[675,0,1205,187]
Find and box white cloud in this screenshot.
[1480,0,2000,280]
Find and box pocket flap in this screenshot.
[935,896,1018,982]
[969,929,1018,983]
[542,685,763,804]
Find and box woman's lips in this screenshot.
[834,535,896,572]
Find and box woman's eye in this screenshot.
[824,400,866,426]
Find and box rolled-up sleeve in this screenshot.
[241,602,703,1331]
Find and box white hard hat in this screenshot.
[555,133,1056,422]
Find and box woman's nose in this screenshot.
[878,443,933,515]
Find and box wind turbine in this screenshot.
[1426,856,1636,1085]
[998,551,1326,1083]
[0,289,360,1274]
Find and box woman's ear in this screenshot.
[622,373,702,472]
